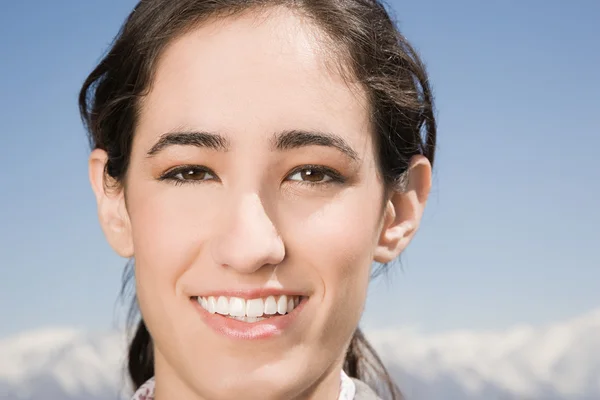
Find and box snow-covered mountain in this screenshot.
[373,308,600,399]
[1,308,599,400]
[0,328,127,400]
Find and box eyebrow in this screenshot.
[271,129,359,161]
[147,130,230,156]
[146,128,359,161]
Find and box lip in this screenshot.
[191,295,308,340]
[193,288,308,300]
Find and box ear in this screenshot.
[89,149,134,258]
[373,155,432,263]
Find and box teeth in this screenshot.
[246,298,264,318]
[277,295,288,315]
[229,297,245,317]
[216,296,229,315]
[196,295,302,319]
[207,296,216,314]
[229,316,267,323]
[264,296,277,315]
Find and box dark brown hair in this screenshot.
[79,1,436,399]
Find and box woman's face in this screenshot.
[91,8,426,400]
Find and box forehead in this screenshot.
[137,8,372,150]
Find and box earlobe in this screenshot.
[89,149,134,258]
[373,155,431,263]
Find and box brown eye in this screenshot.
[160,166,217,184]
[287,166,333,183]
[175,169,211,181]
[301,169,325,182]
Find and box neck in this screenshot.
[153,348,200,400]
[294,360,345,400]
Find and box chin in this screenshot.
[193,371,305,400]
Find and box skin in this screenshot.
[89,7,431,400]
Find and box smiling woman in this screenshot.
[79,1,436,399]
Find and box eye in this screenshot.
[286,165,343,185]
[174,169,213,181]
[160,165,217,184]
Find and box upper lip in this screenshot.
[192,288,308,300]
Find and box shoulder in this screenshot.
[351,378,383,400]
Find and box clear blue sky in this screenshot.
[1,0,598,338]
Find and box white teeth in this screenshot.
[197,295,302,319]
[277,295,288,315]
[216,296,229,315]
[264,296,278,315]
[230,316,266,323]
[246,298,264,318]
[229,297,246,317]
[207,296,217,314]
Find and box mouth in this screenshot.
[190,294,308,339]
[192,295,304,322]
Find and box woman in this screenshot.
[79,0,436,399]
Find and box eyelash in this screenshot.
[286,165,346,187]
[158,164,346,187]
[158,165,217,186]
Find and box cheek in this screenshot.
[127,184,223,344]
[281,188,382,356]
[285,188,381,306]
[305,190,379,262]
[127,184,220,291]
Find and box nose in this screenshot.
[210,192,285,273]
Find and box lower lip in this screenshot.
[191,297,308,340]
